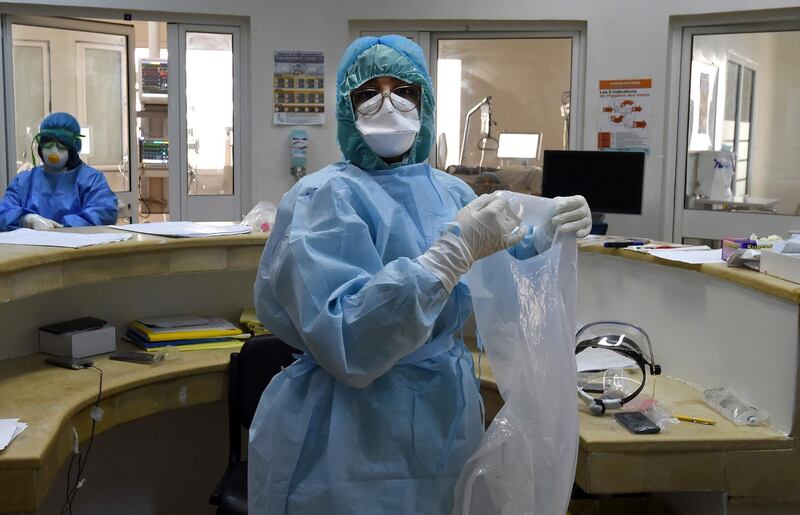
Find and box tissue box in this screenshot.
[722,237,776,260]
[39,323,116,359]
[761,250,800,285]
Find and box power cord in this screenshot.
[60,365,103,515]
[138,174,151,219]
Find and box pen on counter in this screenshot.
[603,240,649,248]
[675,415,716,425]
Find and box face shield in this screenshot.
[575,321,661,416]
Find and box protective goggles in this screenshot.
[39,140,70,151]
[350,84,421,116]
[575,321,661,416]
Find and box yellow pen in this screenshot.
[676,415,716,425]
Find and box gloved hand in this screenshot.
[417,194,526,292]
[533,195,591,253]
[21,214,63,230]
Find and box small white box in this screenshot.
[761,250,800,285]
[39,325,117,359]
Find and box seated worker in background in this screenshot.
[0,112,118,231]
[249,35,591,514]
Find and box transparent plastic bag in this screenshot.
[454,193,578,515]
[242,201,277,233]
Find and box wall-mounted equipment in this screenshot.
[140,59,168,104]
[141,139,169,168]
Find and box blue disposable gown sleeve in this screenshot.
[255,180,452,389]
[508,225,539,260]
[61,170,118,227]
[0,174,33,231]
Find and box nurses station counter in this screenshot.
[0,231,799,513]
[0,228,266,513]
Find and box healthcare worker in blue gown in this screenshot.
[250,35,592,515]
[0,112,118,231]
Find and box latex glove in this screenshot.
[21,214,63,230]
[533,195,591,253]
[417,194,526,291]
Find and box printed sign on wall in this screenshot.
[273,51,325,125]
[597,78,651,154]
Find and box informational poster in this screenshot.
[273,51,325,125]
[597,78,651,154]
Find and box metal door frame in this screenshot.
[429,29,584,168]
[168,23,243,222]
[1,14,137,220]
[670,19,800,242]
[352,21,587,167]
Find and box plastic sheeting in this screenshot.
[453,193,579,515]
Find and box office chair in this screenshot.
[209,334,297,515]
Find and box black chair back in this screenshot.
[228,334,297,464]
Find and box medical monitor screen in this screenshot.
[141,60,168,96]
[542,150,645,215]
[141,139,169,164]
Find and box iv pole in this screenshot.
[459,96,496,166]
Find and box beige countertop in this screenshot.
[0,227,268,302]
[579,239,800,305]
[0,345,234,513]
[474,351,790,454]
[0,346,794,512]
[474,351,795,497]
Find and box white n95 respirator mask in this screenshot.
[355,92,420,158]
[41,143,70,171]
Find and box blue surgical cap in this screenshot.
[39,112,83,153]
[336,35,435,171]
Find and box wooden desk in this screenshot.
[575,239,800,512]
[0,229,268,512]
[0,348,233,513]
[474,352,795,505]
[0,228,268,361]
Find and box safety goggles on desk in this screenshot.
[576,321,661,416]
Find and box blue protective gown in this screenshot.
[250,162,538,514]
[0,164,118,230]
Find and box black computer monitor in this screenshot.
[542,150,645,215]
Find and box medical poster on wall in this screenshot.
[273,50,325,125]
[597,78,651,154]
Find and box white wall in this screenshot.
[4,0,800,239]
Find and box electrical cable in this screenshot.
[60,365,103,515]
[138,173,151,219]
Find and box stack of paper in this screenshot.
[0,229,131,248]
[649,248,726,265]
[0,418,27,451]
[125,315,249,352]
[111,222,252,238]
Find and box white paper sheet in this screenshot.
[0,229,131,248]
[0,418,27,451]
[777,234,800,254]
[626,245,711,253]
[111,222,252,238]
[649,248,726,264]
[575,347,638,372]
